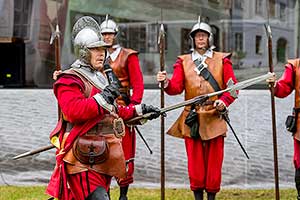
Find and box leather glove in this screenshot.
[141,104,161,120]
[100,83,120,104]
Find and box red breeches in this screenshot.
[185,135,224,193]
[67,170,111,200]
[294,138,300,169]
[118,126,136,187]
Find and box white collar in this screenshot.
[107,46,122,62]
[191,49,213,61]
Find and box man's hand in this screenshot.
[53,70,62,80]
[266,72,276,87]
[214,100,226,112]
[100,83,120,104]
[156,71,167,82]
[141,104,161,120]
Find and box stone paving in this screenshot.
[0,89,296,189]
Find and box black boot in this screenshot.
[207,192,216,200]
[295,168,300,200]
[119,186,129,200]
[193,189,203,200]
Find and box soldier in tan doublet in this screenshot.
[157,19,237,200]
[270,58,300,199]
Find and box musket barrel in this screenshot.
[12,144,55,160]
[126,73,272,125]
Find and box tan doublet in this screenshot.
[167,52,231,140]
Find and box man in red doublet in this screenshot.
[157,18,237,200]
[268,59,300,200]
[100,15,144,200]
[46,16,160,200]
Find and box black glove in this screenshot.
[100,83,120,104]
[141,104,161,120]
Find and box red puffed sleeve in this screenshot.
[219,57,238,107]
[117,104,137,120]
[127,54,144,105]
[274,63,295,98]
[164,58,185,95]
[54,75,105,124]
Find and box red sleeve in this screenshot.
[117,104,137,120]
[219,58,238,107]
[274,63,294,98]
[127,54,144,105]
[54,76,104,124]
[164,58,185,95]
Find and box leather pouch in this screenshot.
[73,134,109,165]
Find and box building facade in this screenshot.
[0,0,298,87]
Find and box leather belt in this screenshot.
[65,122,114,135]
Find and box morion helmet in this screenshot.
[100,14,119,35]
[72,16,109,65]
[189,16,214,50]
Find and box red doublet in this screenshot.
[46,74,136,200]
[273,64,300,169]
[274,64,294,98]
[127,53,144,106]
[165,56,236,192]
[111,49,144,186]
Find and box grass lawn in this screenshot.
[0,186,298,200]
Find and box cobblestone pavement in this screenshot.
[0,89,296,189]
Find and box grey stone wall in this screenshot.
[0,89,295,189]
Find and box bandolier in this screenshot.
[109,48,138,106]
[167,52,231,140]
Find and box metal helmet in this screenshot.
[72,16,109,65]
[189,16,214,50]
[100,14,119,35]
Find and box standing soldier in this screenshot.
[156,18,237,200]
[46,16,160,200]
[268,59,300,200]
[100,15,144,200]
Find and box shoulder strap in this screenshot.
[194,58,221,92]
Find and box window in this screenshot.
[269,0,275,17]
[280,3,286,21]
[235,33,243,51]
[124,25,146,53]
[255,0,263,15]
[255,35,262,54]
[208,0,220,4]
[234,0,243,10]
[13,0,33,40]
[181,28,192,54]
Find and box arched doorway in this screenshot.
[276,38,287,63]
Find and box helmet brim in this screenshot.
[87,41,110,49]
[190,29,210,38]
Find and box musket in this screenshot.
[265,22,280,200]
[13,73,273,159]
[158,18,166,200]
[12,144,55,160]
[12,73,273,160]
[126,73,273,124]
